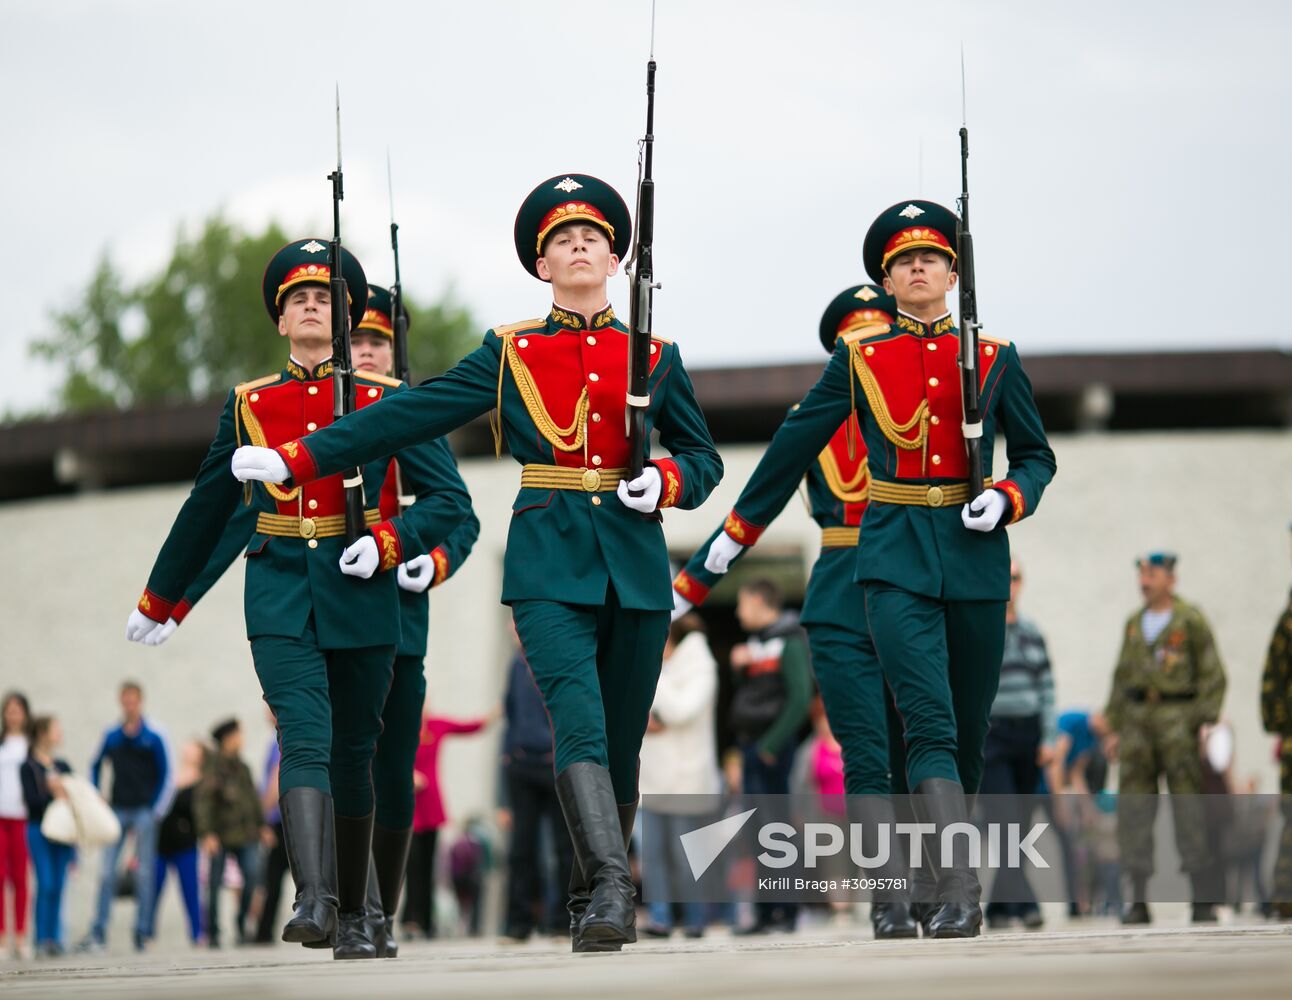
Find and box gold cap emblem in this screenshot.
[898,204,925,219]
[554,177,583,193]
[855,286,879,301]
[300,240,327,254]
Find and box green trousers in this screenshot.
[1115,702,1208,875]
[251,616,394,818]
[510,586,669,804]
[807,622,892,795]
[372,653,427,830]
[1276,742,1292,907]
[863,584,1005,793]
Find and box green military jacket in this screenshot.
[1260,590,1292,737]
[193,752,263,848]
[675,410,870,630]
[713,315,1055,602]
[137,363,473,650]
[1105,596,1227,732]
[273,306,723,612]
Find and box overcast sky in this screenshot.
[3,1,1289,413]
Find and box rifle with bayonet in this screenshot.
[328,88,367,544]
[956,67,985,509]
[625,16,660,488]
[388,152,414,511]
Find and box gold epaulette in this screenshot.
[357,370,402,388]
[652,335,673,346]
[982,333,1012,348]
[234,372,280,395]
[841,322,891,345]
[492,318,544,337]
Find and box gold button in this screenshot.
[588,373,599,382]
[308,499,318,510]
[306,421,317,432]
[249,392,259,402]
[518,338,528,348]
[307,538,319,549]
[591,496,602,506]
[929,377,939,387]
[930,415,940,425]
[865,346,875,356]
[586,336,596,346]
[985,345,995,356]
[927,342,937,351]
[592,412,601,422]
[932,454,942,465]
[308,386,319,395]
[592,455,602,466]
[650,344,658,355]
[368,388,378,398]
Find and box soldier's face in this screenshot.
[536,224,619,290]
[1138,564,1174,603]
[278,285,334,347]
[883,251,956,312]
[352,333,393,377]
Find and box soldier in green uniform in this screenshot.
[1260,526,1292,919]
[232,175,723,952]
[698,200,1055,937]
[1104,552,1227,924]
[125,240,475,957]
[350,286,481,956]
[673,283,918,939]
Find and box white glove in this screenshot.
[126,609,163,643]
[616,466,662,513]
[339,535,380,579]
[397,553,435,593]
[961,488,1008,532]
[142,618,179,646]
[231,446,289,484]
[671,590,693,622]
[704,533,745,574]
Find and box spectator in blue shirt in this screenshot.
[79,681,169,952]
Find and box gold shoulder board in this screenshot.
[234,372,280,395]
[492,318,545,337]
[841,322,891,345]
[357,371,403,388]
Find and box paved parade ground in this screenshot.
[3,919,1290,1000]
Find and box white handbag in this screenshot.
[39,797,79,845]
[63,775,122,847]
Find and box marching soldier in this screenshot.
[700,200,1056,937]
[125,240,474,957]
[1260,525,1292,919]
[673,283,918,939]
[350,287,481,956]
[1104,552,1227,924]
[232,175,723,952]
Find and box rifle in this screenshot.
[625,4,660,487]
[328,87,367,544]
[388,152,414,511]
[956,58,985,509]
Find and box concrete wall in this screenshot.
[2,430,1289,936]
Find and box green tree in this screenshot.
[31,214,478,411]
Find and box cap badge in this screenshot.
[300,240,327,254]
[898,204,925,219]
[855,286,879,301]
[554,177,583,193]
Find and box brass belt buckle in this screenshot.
[299,517,316,539]
[581,468,601,492]
[926,485,945,508]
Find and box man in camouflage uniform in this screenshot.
[1104,552,1226,924]
[1259,526,1292,919]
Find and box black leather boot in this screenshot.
[852,796,918,940]
[371,824,413,957]
[557,764,636,953]
[363,854,388,957]
[332,812,377,960]
[895,793,937,936]
[1190,873,1217,923]
[1122,874,1151,925]
[913,779,982,939]
[279,788,339,947]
